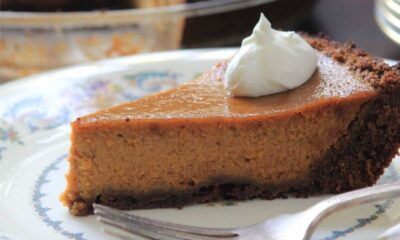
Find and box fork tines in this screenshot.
[93,203,238,240]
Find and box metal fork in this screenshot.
[94,181,400,240]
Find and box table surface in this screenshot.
[299,0,400,60]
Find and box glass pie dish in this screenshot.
[0,0,316,81]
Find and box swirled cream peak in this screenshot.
[224,14,318,97]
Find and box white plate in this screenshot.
[0,49,399,240]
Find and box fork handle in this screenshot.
[305,181,400,239]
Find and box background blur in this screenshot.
[0,0,399,82]
[301,0,400,59]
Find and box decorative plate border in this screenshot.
[32,154,86,240]
[324,200,394,240]
[0,121,24,161]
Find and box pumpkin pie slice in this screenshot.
[61,35,400,215]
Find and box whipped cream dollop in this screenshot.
[224,14,318,97]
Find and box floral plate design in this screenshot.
[0,49,399,240]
